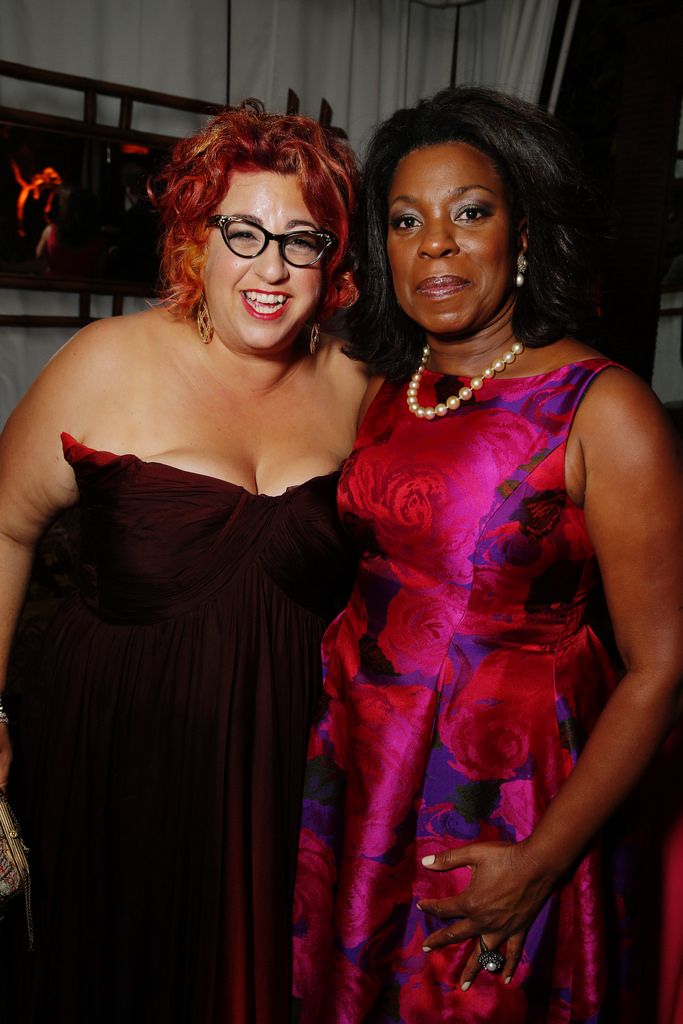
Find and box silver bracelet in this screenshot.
[0,694,8,726]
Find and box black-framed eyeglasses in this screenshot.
[206,215,335,268]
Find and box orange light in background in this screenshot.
[121,144,149,155]
[10,162,63,237]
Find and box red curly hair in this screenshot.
[154,102,359,323]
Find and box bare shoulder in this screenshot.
[575,365,681,480]
[316,332,371,390]
[46,305,169,381]
[4,306,172,444]
[531,333,677,462]
[578,365,677,441]
[316,332,385,426]
[0,306,184,531]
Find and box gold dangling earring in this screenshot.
[196,295,214,344]
[309,321,320,355]
[515,253,528,288]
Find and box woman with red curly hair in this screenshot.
[0,103,368,1023]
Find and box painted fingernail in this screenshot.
[422,854,435,866]
[421,945,431,953]
[461,981,471,992]
[416,902,423,910]
[505,976,512,985]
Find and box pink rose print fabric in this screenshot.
[293,360,639,1023]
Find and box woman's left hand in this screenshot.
[418,838,558,988]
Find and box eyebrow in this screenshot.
[390,184,496,204]
[220,213,320,231]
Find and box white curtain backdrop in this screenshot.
[0,0,559,424]
[229,0,559,153]
[0,0,228,107]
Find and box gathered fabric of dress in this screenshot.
[20,434,354,1024]
[293,359,638,1024]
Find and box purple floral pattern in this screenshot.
[293,360,638,1023]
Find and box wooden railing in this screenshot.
[0,273,155,328]
[0,59,219,147]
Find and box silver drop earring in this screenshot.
[515,253,528,288]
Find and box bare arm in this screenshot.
[526,369,683,863]
[0,430,76,789]
[35,224,51,261]
[419,368,683,985]
[0,319,124,787]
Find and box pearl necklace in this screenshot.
[406,340,525,418]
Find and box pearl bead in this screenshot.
[405,341,524,419]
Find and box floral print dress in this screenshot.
[293,360,637,1024]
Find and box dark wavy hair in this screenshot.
[346,86,603,381]
[154,101,360,323]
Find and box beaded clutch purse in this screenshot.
[0,789,33,947]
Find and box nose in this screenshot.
[254,238,290,281]
[419,221,460,259]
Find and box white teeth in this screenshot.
[244,291,287,308]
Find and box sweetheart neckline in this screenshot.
[60,433,341,499]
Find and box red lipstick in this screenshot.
[415,276,469,300]
[240,290,290,321]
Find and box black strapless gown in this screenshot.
[20,434,354,1024]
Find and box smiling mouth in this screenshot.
[416,276,469,299]
[241,290,290,318]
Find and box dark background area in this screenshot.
[550,0,683,386]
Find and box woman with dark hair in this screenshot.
[0,103,367,1023]
[293,87,683,1022]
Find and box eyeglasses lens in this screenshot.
[224,222,264,257]
[282,234,326,267]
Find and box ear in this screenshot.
[517,219,528,255]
